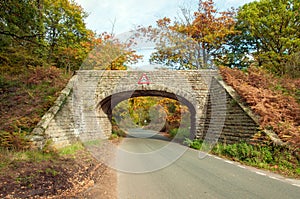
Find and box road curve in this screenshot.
[116,130,300,199]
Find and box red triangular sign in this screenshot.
[138,73,150,85]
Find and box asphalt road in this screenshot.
[116,129,300,199]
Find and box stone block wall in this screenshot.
[31,76,77,148]
[201,77,260,144]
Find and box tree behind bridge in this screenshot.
[137,0,236,69]
[224,0,300,77]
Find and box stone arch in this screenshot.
[97,89,197,138]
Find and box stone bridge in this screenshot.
[32,70,260,148]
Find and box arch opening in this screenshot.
[98,90,197,141]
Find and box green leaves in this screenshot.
[235,0,300,75]
[0,0,43,43]
[0,0,93,72]
[43,0,90,70]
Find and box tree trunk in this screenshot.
[202,48,207,68]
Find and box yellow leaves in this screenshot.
[119,97,190,128]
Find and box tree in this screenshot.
[234,0,300,75]
[43,0,89,71]
[214,15,256,69]
[0,0,91,71]
[113,97,190,133]
[0,0,44,45]
[137,0,236,69]
[141,17,204,70]
[0,0,45,67]
[187,0,236,68]
[81,32,142,70]
[0,0,141,72]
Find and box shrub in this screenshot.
[169,128,178,138]
[112,125,126,137]
[207,141,300,176]
[109,133,118,140]
[0,131,31,151]
[285,52,300,78]
[183,138,202,150]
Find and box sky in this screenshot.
[74,0,255,35]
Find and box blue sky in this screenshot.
[74,0,255,35]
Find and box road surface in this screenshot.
[116,129,300,199]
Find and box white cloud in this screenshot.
[75,0,254,34]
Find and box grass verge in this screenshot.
[184,138,300,178]
[0,142,104,198]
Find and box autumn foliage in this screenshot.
[219,66,300,150]
[113,97,190,134]
[0,66,70,149]
[137,0,236,69]
[81,32,142,70]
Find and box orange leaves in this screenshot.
[101,32,113,41]
[52,23,141,70]
[157,17,171,28]
[82,31,142,70]
[191,0,236,49]
[220,66,300,148]
[135,0,237,69]
[158,98,189,126]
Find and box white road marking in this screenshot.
[292,184,300,188]
[268,176,279,180]
[224,160,234,164]
[255,171,267,176]
[237,165,246,169]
